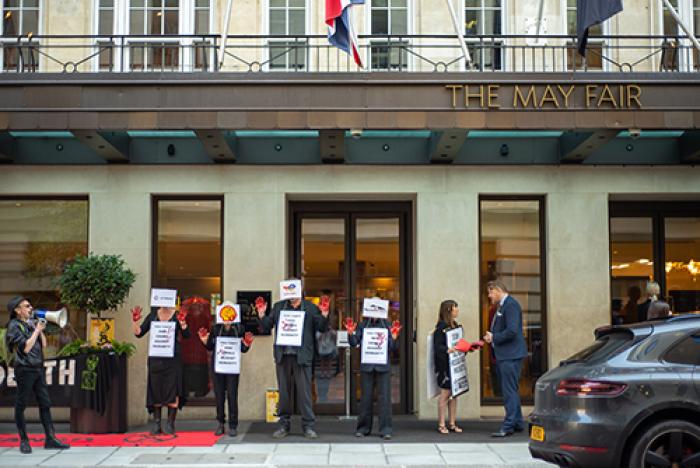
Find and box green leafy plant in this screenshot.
[59,253,136,319]
[0,328,9,364]
[57,338,136,358]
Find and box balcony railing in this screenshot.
[1,34,699,74]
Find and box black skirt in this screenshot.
[437,370,451,390]
[146,357,186,412]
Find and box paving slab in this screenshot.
[268,453,330,465]
[383,443,439,455]
[386,453,446,465]
[39,453,112,466]
[168,446,226,453]
[225,443,278,453]
[437,443,496,453]
[331,443,385,453]
[329,452,388,465]
[275,443,330,454]
[441,452,504,465]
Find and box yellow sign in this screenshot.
[266,388,279,423]
[89,318,115,346]
[530,425,545,442]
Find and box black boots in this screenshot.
[40,408,69,450]
[150,407,162,435]
[16,411,31,454]
[215,422,225,436]
[163,407,177,435]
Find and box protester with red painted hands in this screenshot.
[346,306,401,440]
[132,302,190,436]
[255,279,329,439]
[198,317,253,437]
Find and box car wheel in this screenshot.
[628,419,700,468]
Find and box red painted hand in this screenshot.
[198,327,208,339]
[131,306,142,322]
[319,295,331,315]
[390,320,402,338]
[344,317,357,334]
[255,297,267,317]
[177,310,187,323]
[243,332,254,347]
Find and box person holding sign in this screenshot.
[132,292,191,436]
[5,296,70,454]
[256,279,329,439]
[346,300,402,440]
[432,300,481,435]
[198,320,254,437]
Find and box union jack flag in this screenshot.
[325,0,365,68]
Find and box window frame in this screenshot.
[659,0,698,71]
[461,0,506,72]
[0,0,43,72]
[365,0,412,71]
[561,0,610,72]
[262,0,310,71]
[478,194,548,406]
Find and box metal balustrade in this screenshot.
[0,34,698,73]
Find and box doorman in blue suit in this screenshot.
[483,280,528,437]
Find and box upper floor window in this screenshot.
[464,0,502,71]
[370,0,408,70]
[1,0,41,71]
[194,0,210,34]
[97,0,114,35]
[661,0,699,71]
[268,0,307,70]
[129,0,179,35]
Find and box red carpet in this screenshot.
[0,432,221,447]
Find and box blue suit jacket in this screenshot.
[490,295,528,361]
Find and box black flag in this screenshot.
[577,0,623,56]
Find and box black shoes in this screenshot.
[491,430,514,438]
[229,427,237,437]
[19,439,31,454]
[272,427,289,439]
[355,431,366,438]
[163,408,177,435]
[150,407,162,435]
[214,423,225,436]
[44,435,70,450]
[381,434,392,440]
[303,428,318,439]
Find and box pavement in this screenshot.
[0,418,553,467]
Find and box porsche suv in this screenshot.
[529,314,700,468]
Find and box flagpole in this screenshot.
[218,0,235,70]
[535,0,545,37]
[445,0,472,68]
[661,0,700,55]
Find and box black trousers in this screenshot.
[357,370,392,436]
[213,373,240,428]
[276,355,314,431]
[15,366,53,439]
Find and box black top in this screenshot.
[258,299,328,367]
[203,323,250,367]
[348,318,399,373]
[432,320,457,375]
[6,318,43,368]
[135,310,191,358]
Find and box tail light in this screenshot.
[556,379,627,396]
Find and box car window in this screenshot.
[563,333,632,364]
[664,333,700,366]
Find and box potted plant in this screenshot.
[58,253,136,433]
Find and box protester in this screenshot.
[6,296,70,454]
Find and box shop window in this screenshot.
[479,198,546,404]
[610,217,654,324]
[1,0,40,72]
[370,0,408,70]
[153,198,222,402]
[268,0,307,70]
[665,217,700,314]
[0,199,88,357]
[465,0,503,71]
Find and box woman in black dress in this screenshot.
[132,305,190,435]
[433,299,463,434]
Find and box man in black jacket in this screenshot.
[5,296,70,454]
[256,285,329,439]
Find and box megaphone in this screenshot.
[34,308,68,328]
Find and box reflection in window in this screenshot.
[566,0,603,70]
[268,0,307,70]
[610,218,654,324]
[370,0,408,70]
[0,200,88,357]
[665,217,700,313]
[464,0,502,70]
[155,198,222,402]
[1,0,40,71]
[129,0,181,71]
[479,199,544,403]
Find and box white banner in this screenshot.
[361,328,389,365]
[362,298,389,319]
[150,288,177,308]
[216,302,241,324]
[279,280,302,300]
[148,321,176,358]
[214,337,241,374]
[445,328,469,397]
[276,310,305,347]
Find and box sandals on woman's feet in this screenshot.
[448,425,463,433]
[437,425,449,434]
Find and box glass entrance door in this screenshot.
[291,202,412,415]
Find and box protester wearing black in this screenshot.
[5,296,70,454]
[347,317,400,440]
[132,306,190,435]
[200,323,251,436]
[256,295,329,439]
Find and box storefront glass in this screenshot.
[0,199,88,357]
[479,198,545,404]
[665,217,700,313]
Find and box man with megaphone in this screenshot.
[5,296,70,454]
